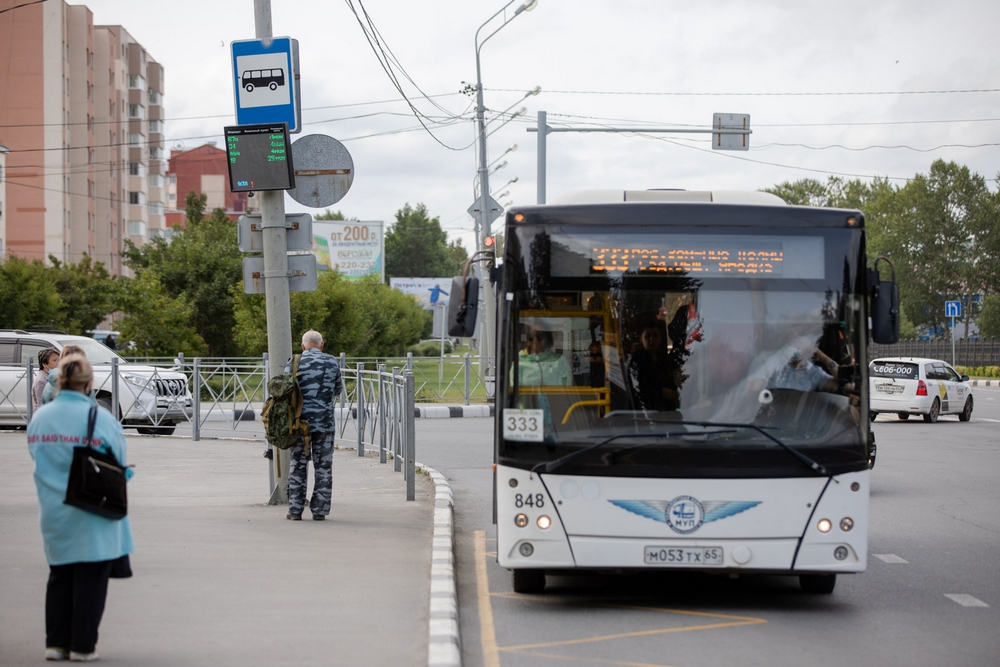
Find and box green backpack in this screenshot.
[261,355,311,455]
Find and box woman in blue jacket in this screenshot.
[27,354,134,663]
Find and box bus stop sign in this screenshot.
[231,37,300,132]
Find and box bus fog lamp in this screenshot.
[834,546,849,560]
[515,513,529,528]
[851,482,860,492]
[817,519,832,533]
[537,515,552,530]
[840,517,854,531]
[519,542,534,557]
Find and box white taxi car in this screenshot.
[869,357,973,423]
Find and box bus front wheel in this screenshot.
[799,574,836,594]
[512,569,546,594]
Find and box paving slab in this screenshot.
[0,431,433,667]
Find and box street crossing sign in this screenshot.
[945,300,962,318]
[231,37,300,132]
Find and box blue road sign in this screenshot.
[945,300,962,318]
[231,37,299,132]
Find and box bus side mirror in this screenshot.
[447,275,479,337]
[869,257,900,345]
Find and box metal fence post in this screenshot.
[407,351,413,372]
[393,367,402,473]
[25,359,34,423]
[192,358,201,442]
[111,356,119,423]
[405,370,415,501]
[378,363,387,464]
[339,353,346,413]
[357,362,365,457]
[464,353,471,406]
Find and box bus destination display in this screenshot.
[224,123,294,192]
[590,243,785,276]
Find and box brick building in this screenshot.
[166,143,253,228]
[0,1,165,273]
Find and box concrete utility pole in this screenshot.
[254,0,293,504]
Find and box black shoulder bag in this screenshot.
[64,406,128,520]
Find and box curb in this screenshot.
[420,463,462,667]
[970,380,1000,388]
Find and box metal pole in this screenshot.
[952,316,957,367]
[379,363,387,464]
[474,34,498,397]
[537,110,546,204]
[357,363,365,457]
[263,353,274,494]
[25,359,33,423]
[111,356,119,423]
[393,367,402,472]
[192,357,201,442]
[405,371,415,501]
[255,0,293,505]
[464,353,471,406]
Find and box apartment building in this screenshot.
[0,144,7,255]
[166,143,253,229]
[0,1,164,273]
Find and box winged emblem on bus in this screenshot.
[610,498,761,534]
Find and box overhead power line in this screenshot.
[488,86,1000,97]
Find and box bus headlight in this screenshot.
[515,513,529,528]
[817,519,832,533]
[840,517,854,531]
[834,546,849,560]
[536,515,551,530]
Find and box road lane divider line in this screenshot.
[508,649,672,667]
[475,530,501,667]
[425,464,461,667]
[874,554,908,563]
[945,594,989,607]
[500,618,766,652]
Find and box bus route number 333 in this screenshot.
[504,409,544,442]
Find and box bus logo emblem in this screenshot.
[667,495,704,533]
[609,498,762,534]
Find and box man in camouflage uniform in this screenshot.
[287,330,343,521]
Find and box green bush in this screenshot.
[407,340,453,357]
[955,365,1000,378]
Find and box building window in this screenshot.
[148,202,163,216]
[149,146,163,160]
[128,74,145,90]
[168,192,176,202]
[148,89,162,106]
[168,174,176,185]
[128,133,142,147]
[148,173,163,188]
[128,220,146,236]
[128,104,144,119]
[129,162,144,177]
[0,164,3,183]
[128,191,145,205]
[148,119,162,133]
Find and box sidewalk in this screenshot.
[0,432,435,667]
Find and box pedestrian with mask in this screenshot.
[33,348,60,410]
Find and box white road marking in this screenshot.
[944,594,989,607]
[976,418,1000,423]
[874,554,908,564]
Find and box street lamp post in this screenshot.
[474,0,537,388]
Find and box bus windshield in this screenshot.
[499,222,868,478]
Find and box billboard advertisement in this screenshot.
[312,220,383,281]
[389,277,454,311]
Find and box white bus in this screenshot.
[458,190,898,595]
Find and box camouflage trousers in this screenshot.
[287,432,335,517]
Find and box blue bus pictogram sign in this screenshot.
[231,37,299,132]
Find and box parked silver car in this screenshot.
[0,330,192,435]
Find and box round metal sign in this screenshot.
[287,134,354,208]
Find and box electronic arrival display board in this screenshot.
[550,233,825,280]
[224,123,294,192]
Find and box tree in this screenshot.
[978,295,1000,339]
[384,203,455,279]
[232,272,425,357]
[121,191,243,355]
[47,254,116,335]
[448,238,469,274]
[315,209,347,220]
[0,257,63,329]
[115,272,207,356]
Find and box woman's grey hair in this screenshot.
[302,330,323,347]
[57,354,93,393]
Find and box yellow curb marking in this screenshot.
[475,529,501,667]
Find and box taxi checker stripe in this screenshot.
[609,500,761,524]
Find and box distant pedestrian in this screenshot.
[27,354,135,662]
[42,344,87,405]
[32,348,60,410]
[286,330,343,521]
[103,334,116,351]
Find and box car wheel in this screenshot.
[800,574,836,594]
[244,83,254,93]
[897,412,910,421]
[923,398,940,423]
[869,411,877,422]
[512,569,546,594]
[97,396,119,419]
[958,396,973,422]
[136,425,176,436]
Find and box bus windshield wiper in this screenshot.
[533,429,735,475]
[643,419,830,477]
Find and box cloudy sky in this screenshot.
[78,0,1000,250]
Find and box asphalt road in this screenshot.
[414,387,1000,667]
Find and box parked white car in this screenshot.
[869,357,973,423]
[0,330,192,435]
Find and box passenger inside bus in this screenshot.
[517,327,573,387]
[627,321,680,411]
